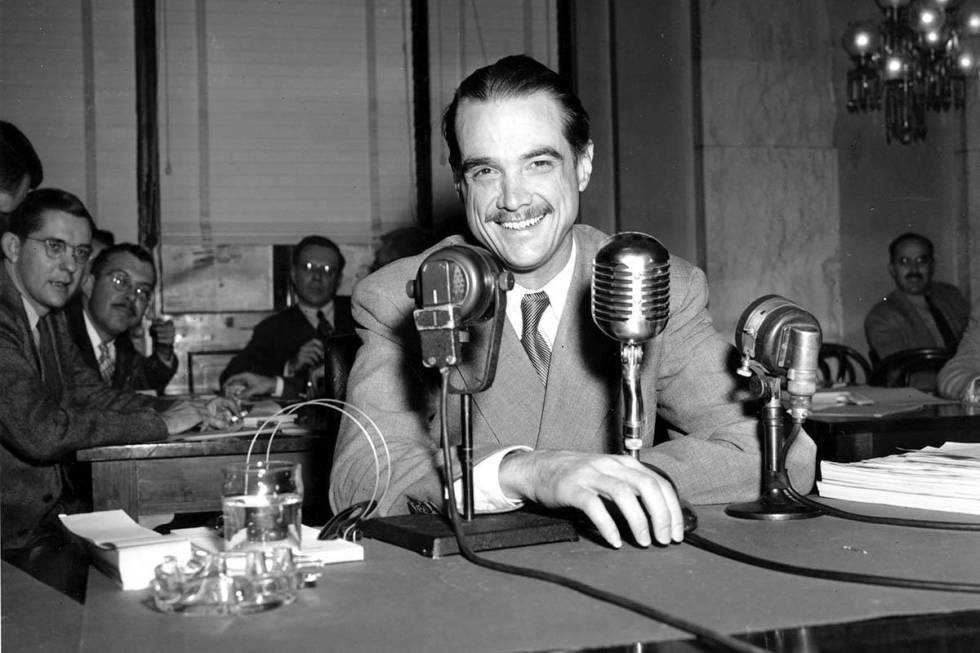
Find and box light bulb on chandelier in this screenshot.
[842,0,980,144]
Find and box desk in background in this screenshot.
[75,431,334,525]
[12,502,974,652]
[807,401,980,463]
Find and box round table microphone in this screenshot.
[591,232,670,457]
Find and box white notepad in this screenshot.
[59,510,192,590]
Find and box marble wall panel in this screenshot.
[702,147,842,344]
[700,59,836,148]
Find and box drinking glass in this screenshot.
[222,460,303,552]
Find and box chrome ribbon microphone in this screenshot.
[734,295,822,420]
[592,232,670,458]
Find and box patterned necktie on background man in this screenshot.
[97,342,114,383]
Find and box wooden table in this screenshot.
[8,502,980,652]
[75,430,334,524]
[806,401,980,463]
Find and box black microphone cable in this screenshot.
[683,529,980,594]
[681,419,980,594]
[435,369,769,653]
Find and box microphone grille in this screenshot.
[592,232,670,344]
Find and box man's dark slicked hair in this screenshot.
[293,234,345,271]
[90,243,155,280]
[7,188,95,240]
[889,232,934,262]
[441,54,591,184]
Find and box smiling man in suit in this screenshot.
[329,55,815,549]
[66,243,177,394]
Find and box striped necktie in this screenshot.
[97,342,114,383]
[521,291,551,384]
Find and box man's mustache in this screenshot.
[488,205,549,223]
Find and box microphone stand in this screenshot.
[725,361,820,520]
[360,257,577,557]
[620,343,645,458]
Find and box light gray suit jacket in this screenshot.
[329,225,816,515]
[938,308,980,400]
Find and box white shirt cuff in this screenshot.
[452,446,532,513]
[273,376,285,398]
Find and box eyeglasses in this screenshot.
[105,270,154,303]
[298,261,334,275]
[25,237,92,264]
[893,255,933,267]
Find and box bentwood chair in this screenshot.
[869,347,952,389]
[818,343,872,388]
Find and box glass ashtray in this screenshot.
[151,547,324,616]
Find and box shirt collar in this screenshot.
[505,237,577,328]
[509,237,577,310]
[297,300,334,329]
[82,309,113,354]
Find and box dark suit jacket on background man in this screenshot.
[219,297,358,384]
[865,281,969,361]
[65,296,177,393]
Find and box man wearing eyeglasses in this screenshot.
[65,243,177,394]
[0,188,239,552]
[865,232,970,369]
[220,234,358,399]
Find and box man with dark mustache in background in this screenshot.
[865,232,969,375]
[66,243,178,393]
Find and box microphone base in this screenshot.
[360,509,578,559]
[725,488,821,521]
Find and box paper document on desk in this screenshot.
[811,385,954,417]
[818,442,980,515]
[172,525,364,565]
[59,510,192,590]
[179,399,312,441]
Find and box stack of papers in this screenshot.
[59,510,192,590]
[817,442,980,514]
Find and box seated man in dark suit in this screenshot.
[865,232,969,389]
[220,234,358,399]
[0,188,237,553]
[66,243,177,394]
[865,232,969,361]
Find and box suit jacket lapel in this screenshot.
[1,265,46,380]
[459,229,621,452]
[537,235,620,452]
[453,307,545,448]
